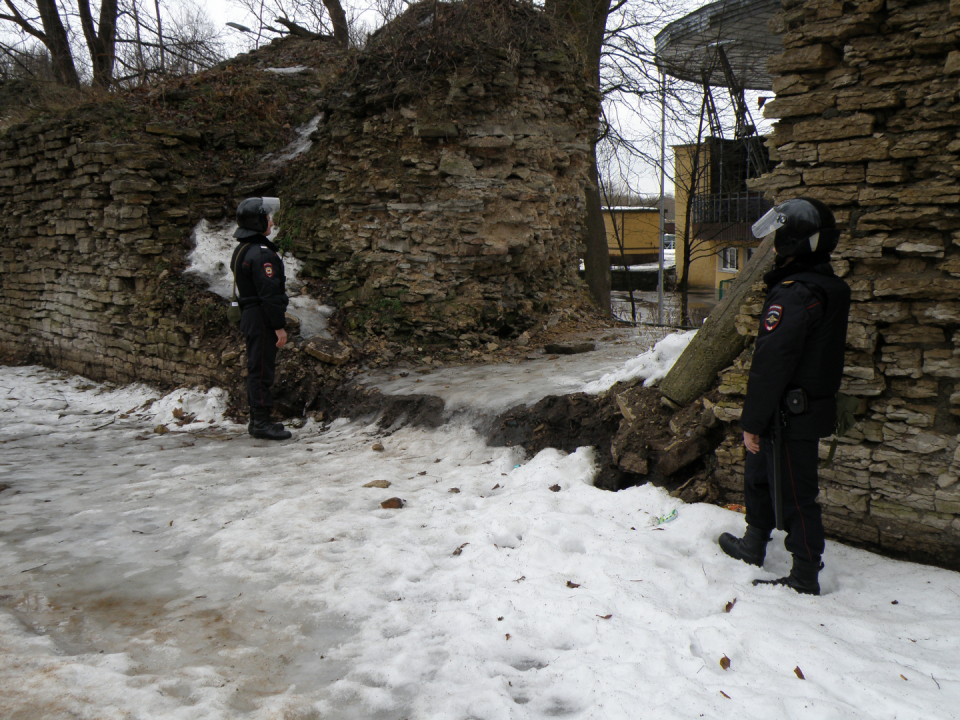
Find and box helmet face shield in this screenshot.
[261,197,280,217]
[752,207,787,239]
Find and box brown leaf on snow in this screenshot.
[452,543,469,556]
[725,598,737,613]
[566,581,580,588]
[549,484,561,492]
[505,633,511,640]
[371,443,385,451]
[794,666,805,680]
[380,497,404,509]
[448,488,460,493]
[418,471,427,476]
[153,425,169,435]
[720,691,731,699]
[491,483,500,490]
[900,674,908,681]
[363,480,391,488]
[597,614,612,620]
[172,408,185,419]
[720,655,731,670]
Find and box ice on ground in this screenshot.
[2,365,959,719]
[362,327,694,416]
[269,113,323,163]
[289,295,335,340]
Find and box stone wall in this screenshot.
[285,1,598,341]
[711,0,960,568]
[0,2,598,400]
[0,44,331,392]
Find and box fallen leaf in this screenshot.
[380,497,404,509]
[372,443,384,451]
[900,674,908,681]
[505,634,511,640]
[566,580,580,588]
[725,598,737,613]
[363,480,391,488]
[720,655,731,670]
[491,483,500,490]
[497,616,503,621]
[549,484,561,492]
[720,691,730,699]
[418,471,427,476]
[891,600,899,605]
[597,614,612,620]
[448,487,460,493]
[794,666,805,680]
[172,408,185,419]
[434,458,441,463]
[452,543,469,556]
[153,425,169,435]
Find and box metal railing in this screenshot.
[691,191,770,225]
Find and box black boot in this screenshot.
[718,525,770,567]
[753,555,822,596]
[249,409,292,441]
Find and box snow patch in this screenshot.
[581,329,696,393]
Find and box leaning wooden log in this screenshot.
[659,235,775,407]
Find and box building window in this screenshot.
[745,247,756,263]
[720,247,739,271]
[662,233,676,250]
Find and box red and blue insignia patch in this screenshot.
[764,304,783,332]
[263,263,274,278]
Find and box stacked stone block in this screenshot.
[711,0,960,568]
[290,49,597,338]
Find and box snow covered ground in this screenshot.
[2,363,959,720]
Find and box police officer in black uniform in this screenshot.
[230,197,292,441]
[718,198,850,595]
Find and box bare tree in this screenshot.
[230,0,349,47]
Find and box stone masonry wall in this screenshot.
[285,2,598,341]
[711,0,960,568]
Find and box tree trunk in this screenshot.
[322,0,349,48]
[584,153,611,312]
[545,0,612,312]
[36,0,80,88]
[78,0,119,88]
[658,235,774,406]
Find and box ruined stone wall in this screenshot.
[711,0,960,568]
[286,9,597,340]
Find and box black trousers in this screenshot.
[744,436,824,563]
[240,308,278,415]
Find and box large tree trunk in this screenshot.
[583,153,611,312]
[322,0,349,48]
[78,0,119,88]
[546,0,612,312]
[36,0,80,88]
[659,235,774,406]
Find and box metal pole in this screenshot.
[657,66,667,324]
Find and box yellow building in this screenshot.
[602,204,675,266]
[673,137,769,296]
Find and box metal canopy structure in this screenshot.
[654,0,783,92]
[650,0,782,323]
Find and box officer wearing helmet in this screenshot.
[718,198,850,595]
[230,197,292,441]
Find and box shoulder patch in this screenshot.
[781,281,794,286]
[263,263,274,278]
[764,304,783,332]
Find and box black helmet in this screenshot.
[751,197,839,257]
[233,197,280,239]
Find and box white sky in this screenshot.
[2,340,959,718]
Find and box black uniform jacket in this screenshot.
[231,236,288,330]
[741,258,851,440]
